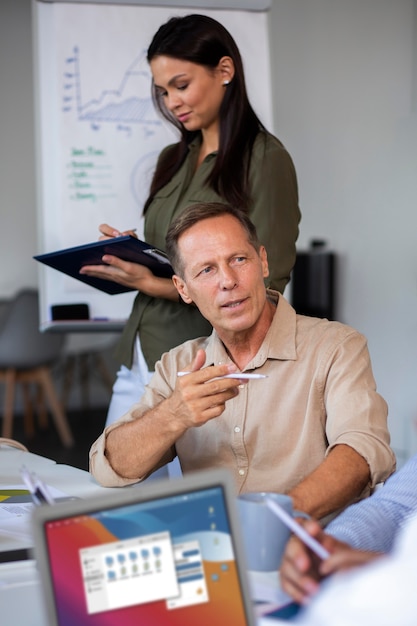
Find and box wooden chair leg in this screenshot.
[2,369,16,439]
[37,367,74,448]
[61,355,75,409]
[21,380,35,438]
[35,383,49,429]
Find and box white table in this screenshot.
[0,449,292,625]
[0,447,121,555]
[0,448,126,624]
[0,447,120,499]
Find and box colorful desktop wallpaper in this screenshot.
[44,487,249,625]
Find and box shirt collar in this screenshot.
[188,137,218,160]
[204,290,297,370]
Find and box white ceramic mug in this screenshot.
[237,492,308,572]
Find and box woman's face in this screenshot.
[150,56,230,135]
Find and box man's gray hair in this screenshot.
[165,202,261,277]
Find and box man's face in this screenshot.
[173,214,270,340]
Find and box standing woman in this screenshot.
[81,14,301,427]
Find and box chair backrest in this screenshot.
[0,289,65,369]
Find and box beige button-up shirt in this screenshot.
[90,292,395,500]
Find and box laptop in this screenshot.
[31,468,258,626]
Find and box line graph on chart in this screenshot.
[57,42,176,218]
[61,46,162,135]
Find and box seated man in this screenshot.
[90,202,395,521]
[281,452,417,604]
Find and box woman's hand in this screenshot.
[83,223,178,300]
[98,223,138,241]
[80,255,152,289]
[80,255,179,300]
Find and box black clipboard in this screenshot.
[34,235,173,295]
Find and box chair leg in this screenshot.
[35,383,49,429]
[61,354,75,409]
[2,369,16,439]
[37,367,74,448]
[21,381,35,438]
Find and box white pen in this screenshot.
[177,371,267,380]
[265,498,330,561]
[20,465,55,506]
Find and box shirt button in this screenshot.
[234,426,241,433]
[238,469,245,476]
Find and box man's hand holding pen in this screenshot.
[169,349,248,429]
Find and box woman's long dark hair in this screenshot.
[143,14,265,214]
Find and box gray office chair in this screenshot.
[0,289,73,447]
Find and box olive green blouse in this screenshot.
[115,130,300,370]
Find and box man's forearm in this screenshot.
[287,444,370,520]
[105,400,183,480]
[102,361,242,481]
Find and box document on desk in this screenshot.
[0,485,69,542]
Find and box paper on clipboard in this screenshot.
[34,235,173,295]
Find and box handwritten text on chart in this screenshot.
[67,146,116,203]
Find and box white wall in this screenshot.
[1,0,417,461]
[0,0,38,296]
[269,0,417,463]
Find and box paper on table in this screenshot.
[0,492,33,519]
[0,484,70,543]
[0,484,70,519]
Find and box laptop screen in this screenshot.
[36,476,252,626]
